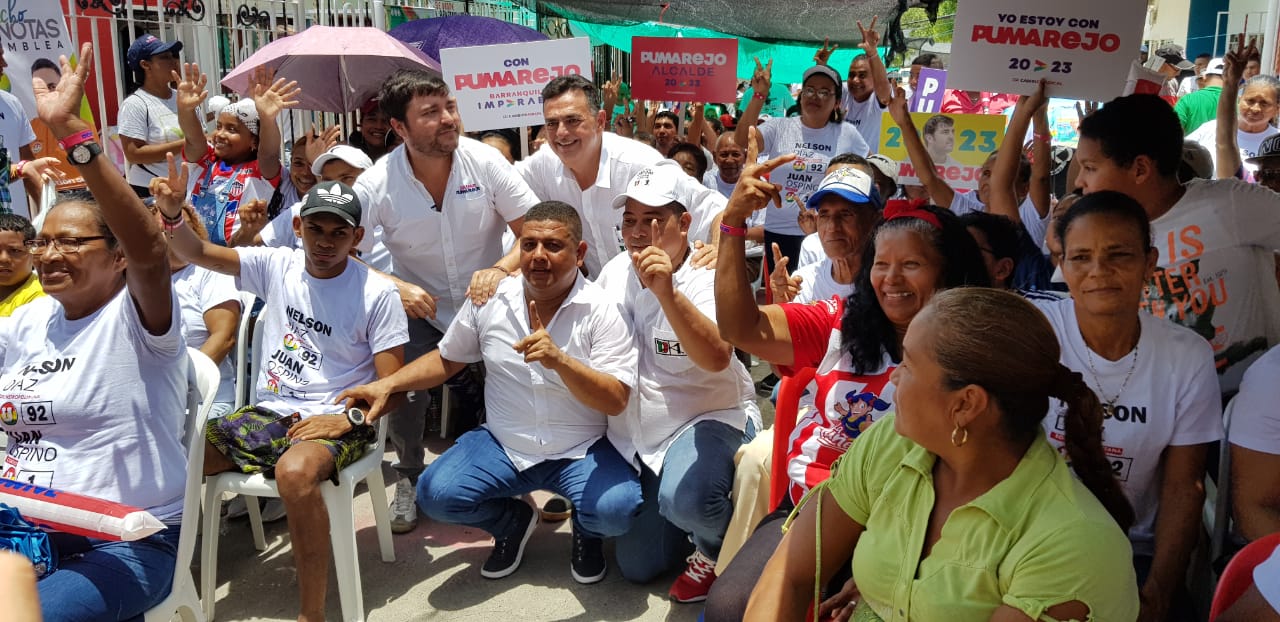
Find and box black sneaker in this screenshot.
[570,528,607,584]
[481,500,538,579]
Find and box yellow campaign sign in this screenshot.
[877,112,1007,190]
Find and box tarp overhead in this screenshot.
[526,0,943,57]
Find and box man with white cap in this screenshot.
[595,161,757,603]
[1174,57,1226,135]
[240,144,374,249]
[783,167,881,305]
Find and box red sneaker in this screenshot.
[668,549,717,603]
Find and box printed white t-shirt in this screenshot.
[1186,119,1280,180]
[1142,178,1280,393]
[172,264,240,404]
[793,258,857,304]
[117,90,183,187]
[1035,298,1223,555]
[759,117,870,236]
[1227,344,1280,455]
[595,252,757,473]
[0,288,188,522]
[840,90,887,153]
[237,247,408,418]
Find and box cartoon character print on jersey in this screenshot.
[834,391,890,439]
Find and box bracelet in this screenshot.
[14,160,27,177]
[1033,132,1053,143]
[161,215,186,231]
[57,129,95,151]
[719,222,748,237]
[752,92,767,101]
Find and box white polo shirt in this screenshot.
[354,137,539,331]
[438,274,636,470]
[518,133,724,276]
[596,253,756,473]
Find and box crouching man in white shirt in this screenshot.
[340,202,642,584]
[596,163,758,603]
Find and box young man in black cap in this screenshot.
[152,155,408,622]
[1248,134,1280,193]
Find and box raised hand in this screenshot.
[21,158,65,186]
[513,300,566,369]
[1223,33,1259,82]
[725,126,794,222]
[1019,79,1049,116]
[1074,100,1100,123]
[857,17,881,55]
[236,198,269,238]
[813,38,838,66]
[252,69,301,120]
[33,43,92,134]
[750,57,773,97]
[602,73,621,112]
[614,101,636,137]
[768,242,802,303]
[149,152,190,221]
[173,62,209,112]
[303,125,343,163]
[887,85,913,126]
[633,219,676,298]
[797,207,817,235]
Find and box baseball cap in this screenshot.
[865,154,898,183]
[1154,44,1195,71]
[1179,140,1214,182]
[1246,134,1280,164]
[611,161,688,210]
[310,145,374,176]
[1203,57,1226,76]
[805,167,875,210]
[802,64,843,97]
[300,181,362,227]
[126,35,183,70]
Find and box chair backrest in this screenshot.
[771,367,817,510]
[172,348,220,579]
[233,292,259,410]
[1210,531,1280,619]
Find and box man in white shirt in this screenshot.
[1076,93,1280,394]
[517,75,725,277]
[340,202,641,584]
[353,69,541,533]
[595,164,757,603]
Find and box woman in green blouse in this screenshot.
[745,288,1140,621]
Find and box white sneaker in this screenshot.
[390,477,418,534]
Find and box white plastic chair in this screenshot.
[232,292,259,410]
[200,306,396,622]
[142,348,221,622]
[1204,397,1235,564]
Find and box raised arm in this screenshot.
[1216,36,1257,180]
[1028,104,1052,218]
[634,220,732,371]
[172,63,210,160]
[989,81,1046,224]
[858,18,893,107]
[734,58,771,152]
[887,85,954,206]
[152,153,243,276]
[716,127,799,366]
[250,67,300,181]
[35,45,174,334]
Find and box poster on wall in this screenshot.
[947,0,1146,101]
[442,38,592,133]
[0,1,97,194]
[877,111,1007,190]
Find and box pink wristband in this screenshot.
[719,222,748,237]
[58,129,95,151]
[14,160,27,177]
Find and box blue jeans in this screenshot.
[38,528,181,622]
[418,428,641,539]
[616,419,755,583]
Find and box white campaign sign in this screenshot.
[442,38,593,133]
[947,0,1146,101]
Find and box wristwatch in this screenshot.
[346,408,367,428]
[68,141,102,166]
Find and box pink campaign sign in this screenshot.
[630,37,738,103]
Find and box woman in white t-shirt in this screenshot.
[155,202,240,416]
[1190,44,1280,181]
[735,61,870,282]
[1039,190,1222,621]
[2,44,190,620]
[118,34,185,197]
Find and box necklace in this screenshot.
[1083,340,1140,417]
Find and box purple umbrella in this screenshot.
[222,26,439,113]
[388,15,548,66]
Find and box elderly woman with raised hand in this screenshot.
[1203,35,1280,182]
[745,288,1141,621]
[1046,191,1222,622]
[0,43,188,621]
[705,128,990,621]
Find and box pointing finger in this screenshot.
[649,218,661,249]
[528,299,544,331]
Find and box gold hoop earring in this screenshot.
[951,424,968,448]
